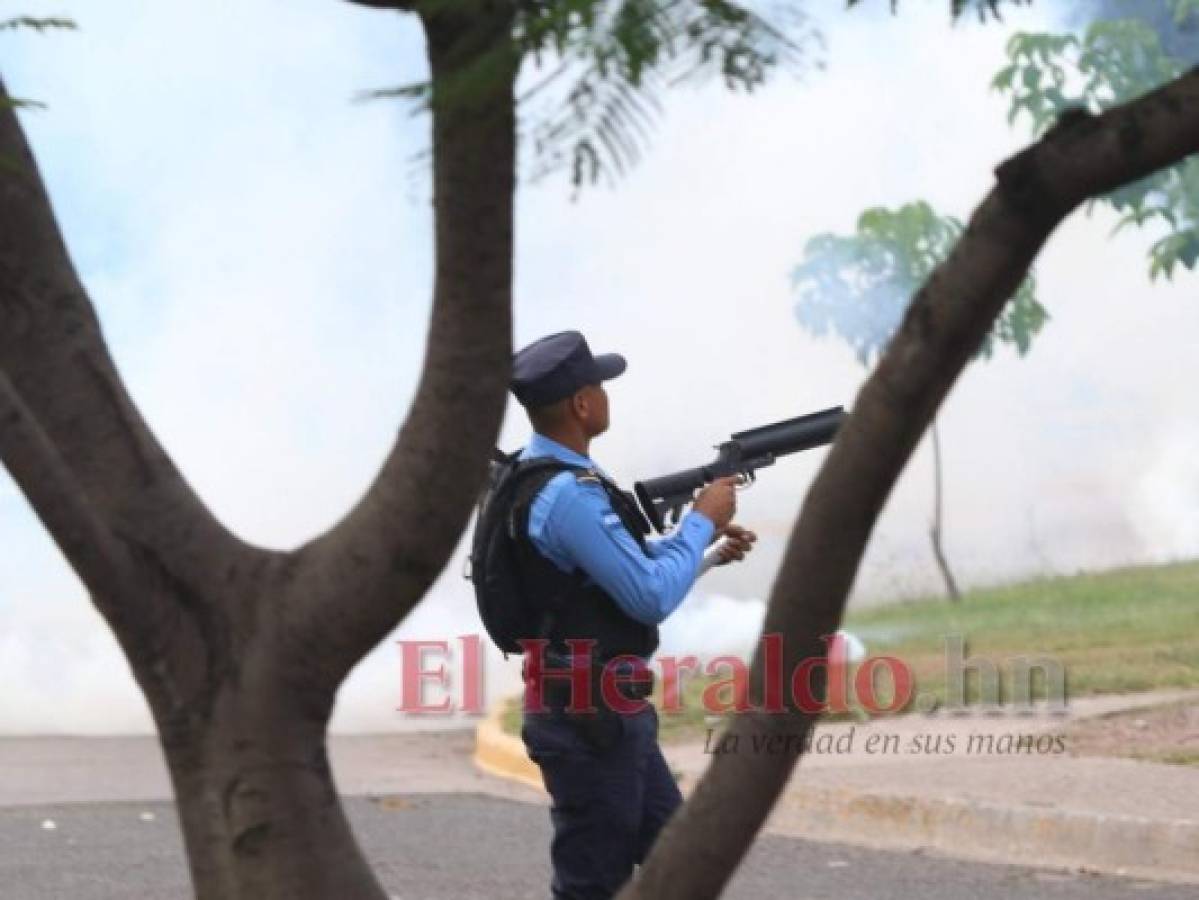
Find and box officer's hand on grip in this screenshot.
[692,476,738,531]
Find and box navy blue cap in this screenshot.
[511,331,626,408]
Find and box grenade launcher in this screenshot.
[631,405,846,534]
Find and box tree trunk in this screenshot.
[0,2,519,896]
[146,621,390,900]
[928,417,962,601]
[619,74,1199,900]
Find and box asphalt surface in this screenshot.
[0,794,1192,900]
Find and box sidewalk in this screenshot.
[0,729,544,808]
[475,690,1199,884]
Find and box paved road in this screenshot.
[0,794,1190,900]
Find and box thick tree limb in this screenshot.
[0,366,215,725]
[620,68,1199,899]
[0,368,135,598]
[0,77,247,596]
[290,5,520,685]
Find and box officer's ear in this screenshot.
[569,388,589,421]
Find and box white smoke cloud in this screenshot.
[658,593,768,664]
[1129,424,1199,561]
[1,1,1197,734]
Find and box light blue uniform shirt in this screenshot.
[518,433,715,626]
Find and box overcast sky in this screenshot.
[1,1,1196,734]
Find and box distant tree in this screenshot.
[791,201,1047,601]
[994,0,1199,277]
[790,0,1199,607]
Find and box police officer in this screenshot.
[508,330,756,900]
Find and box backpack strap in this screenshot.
[574,468,654,545]
[502,457,575,526]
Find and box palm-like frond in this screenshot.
[357,0,1022,191]
[519,0,817,188]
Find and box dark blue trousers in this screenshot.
[522,705,682,900]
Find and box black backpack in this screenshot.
[467,449,582,655]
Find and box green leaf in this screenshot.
[990,64,1016,91]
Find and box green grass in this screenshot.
[846,560,1199,705]
[501,560,1199,741]
[1159,751,1199,766]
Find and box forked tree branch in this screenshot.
[620,67,1199,900]
[0,77,248,599]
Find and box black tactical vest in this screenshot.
[509,464,659,662]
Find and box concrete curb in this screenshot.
[770,783,1199,885]
[474,707,1199,885]
[472,706,544,792]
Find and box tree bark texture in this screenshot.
[619,70,1199,900]
[0,2,518,896]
